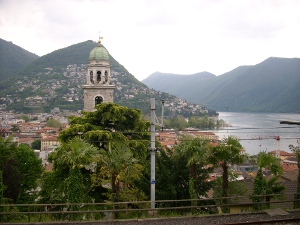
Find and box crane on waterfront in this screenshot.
[257,136,281,158]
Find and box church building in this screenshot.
[82,37,115,111]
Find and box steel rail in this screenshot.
[215,217,300,225]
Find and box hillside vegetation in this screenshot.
[143,58,300,113]
[0,38,39,81]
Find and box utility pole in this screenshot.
[150,98,164,209]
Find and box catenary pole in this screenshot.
[150,98,156,209]
[149,98,164,209]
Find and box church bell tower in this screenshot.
[82,37,115,111]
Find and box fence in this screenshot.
[0,194,299,223]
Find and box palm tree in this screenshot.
[265,176,285,208]
[53,136,99,170]
[252,151,284,210]
[207,136,246,213]
[98,141,143,202]
[42,137,99,205]
[289,144,300,208]
[173,135,211,204]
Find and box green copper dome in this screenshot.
[89,44,109,61]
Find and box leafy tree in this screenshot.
[54,103,150,219]
[155,148,177,202]
[46,118,61,128]
[39,137,99,207]
[289,144,300,208]
[212,176,248,209]
[0,136,20,202]
[207,136,246,213]
[18,115,30,122]
[264,176,285,208]
[31,139,41,150]
[0,170,4,204]
[97,141,143,204]
[0,137,43,204]
[188,115,214,129]
[58,103,150,146]
[58,103,150,168]
[164,115,188,130]
[252,151,284,210]
[216,119,226,129]
[0,170,3,204]
[16,144,44,203]
[10,124,20,132]
[172,136,213,206]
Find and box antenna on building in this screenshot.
[98,31,103,45]
[161,99,165,132]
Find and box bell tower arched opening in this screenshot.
[95,96,103,106]
[97,71,101,83]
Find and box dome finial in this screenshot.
[98,31,103,46]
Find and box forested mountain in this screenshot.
[0,40,213,117]
[0,38,39,81]
[143,58,300,113]
[10,40,142,86]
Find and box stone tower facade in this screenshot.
[82,37,115,111]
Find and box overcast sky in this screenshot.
[1,0,300,81]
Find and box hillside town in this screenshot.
[0,108,298,185]
[0,64,209,117]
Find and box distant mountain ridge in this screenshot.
[142,57,300,113]
[0,38,39,81]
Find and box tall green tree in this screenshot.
[252,151,284,210]
[10,124,20,132]
[31,139,41,150]
[0,136,20,203]
[173,136,213,206]
[39,137,99,205]
[58,103,150,151]
[164,115,188,130]
[56,103,150,208]
[18,115,30,122]
[97,141,143,203]
[0,170,3,204]
[46,118,61,128]
[188,115,216,129]
[0,137,43,204]
[155,148,177,202]
[207,136,246,213]
[16,144,44,204]
[289,144,300,208]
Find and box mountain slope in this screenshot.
[143,57,300,113]
[0,40,212,117]
[13,40,142,86]
[0,38,39,81]
[143,71,216,95]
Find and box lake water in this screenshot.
[210,112,300,155]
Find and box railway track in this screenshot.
[216,217,300,225]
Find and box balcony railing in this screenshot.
[0,194,299,223]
